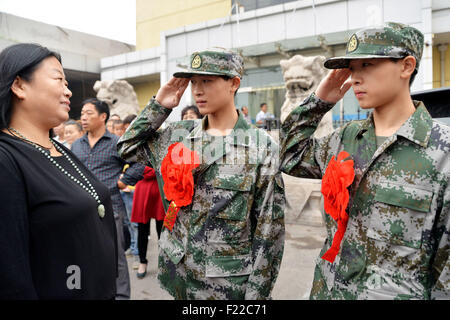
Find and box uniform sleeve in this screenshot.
[117,98,198,170]
[245,142,286,300]
[0,148,38,299]
[117,97,172,166]
[120,162,145,186]
[431,182,450,300]
[280,93,336,178]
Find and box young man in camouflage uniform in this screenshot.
[118,49,285,300]
[281,22,449,299]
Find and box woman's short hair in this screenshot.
[112,119,123,128]
[181,105,202,120]
[0,43,62,129]
[81,98,110,124]
[65,119,83,132]
[123,114,137,125]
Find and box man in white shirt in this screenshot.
[255,102,268,128]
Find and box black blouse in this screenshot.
[0,132,117,300]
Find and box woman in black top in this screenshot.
[0,43,117,299]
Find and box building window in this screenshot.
[232,0,298,13]
[236,86,285,124]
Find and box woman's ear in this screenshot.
[401,56,416,79]
[11,76,26,100]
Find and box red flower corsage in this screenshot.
[321,151,355,263]
[161,142,200,231]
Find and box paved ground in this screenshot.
[126,220,327,300]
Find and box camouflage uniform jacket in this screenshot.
[118,98,285,300]
[281,93,449,300]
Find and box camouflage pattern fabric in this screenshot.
[325,22,424,70]
[280,93,449,300]
[173,49,244,79]
[117,98,285,300]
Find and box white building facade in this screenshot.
[101,0,450,123]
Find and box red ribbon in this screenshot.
[163,201,181,232]
[161,142,199,232]
[321,217,349,263]
[321,151,355,263]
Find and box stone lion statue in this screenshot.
[280,55,335,226]
[93,80,140,119]
[280,55,333,139]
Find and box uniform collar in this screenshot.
[395,101,432,148]
[356,100,432,148]
[186,109,251,146]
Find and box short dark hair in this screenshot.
[181,105,202,120]
[218,75,231,81]
[112,119,123,128]
[260,103,267,108]
[0,43,62,129]
[389,57,417,87]
[218,75,240,97]
[123,114,137,125]
[81,98,110,123]
[65,119,82,132]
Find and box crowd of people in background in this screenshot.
[49,102,269,153]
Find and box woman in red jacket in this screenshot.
[131,166,165,278]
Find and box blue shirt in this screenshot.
[71,130,145,215]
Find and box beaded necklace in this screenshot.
[8,127,106,218]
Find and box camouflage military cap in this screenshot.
[324,22,424,71]
[173,48,244,79]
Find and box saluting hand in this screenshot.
[155,77,190,109]
[315,69,352,104]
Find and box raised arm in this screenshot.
[280,69,352,178]
[117,77,190,165]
